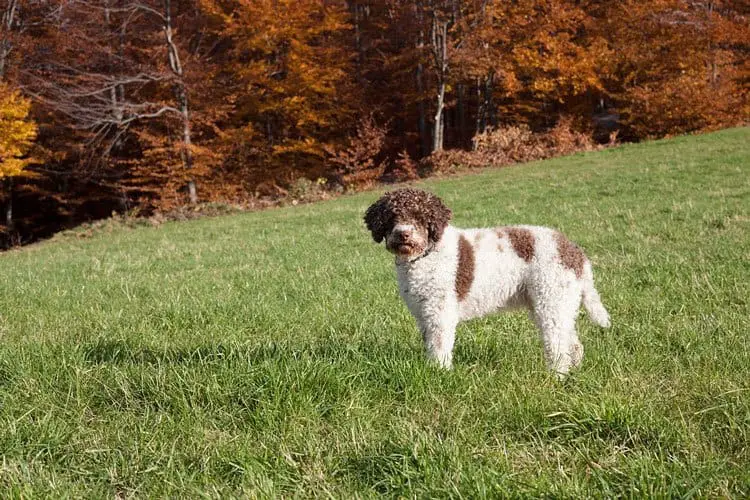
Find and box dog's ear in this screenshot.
[364,197,391,243]
[424,193,452,244]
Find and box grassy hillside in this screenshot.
[0,128,748,497]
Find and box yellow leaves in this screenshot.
[0,85,38,180]
[272,137,325,158]
[511,28,606,100]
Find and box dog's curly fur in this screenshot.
[364,188,452,245]
[364,188,610,376]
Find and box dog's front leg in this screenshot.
[417,304,459,369]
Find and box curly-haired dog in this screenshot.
[364,188,610,376]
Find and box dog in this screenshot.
[364,188,610,376]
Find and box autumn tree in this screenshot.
[490,0,608,129]
[374,0,607,155]
[0,0,39,232]
[200,0,359,189]
[375,0,478,154]
[24,0,223,209]
[593,0,749,138]
[426,0,452,152]
[0,84,36,230]
[353,1,429,156]
[0,85,35,177]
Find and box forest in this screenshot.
[0,0,747,247]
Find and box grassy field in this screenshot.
[0,128,748,497]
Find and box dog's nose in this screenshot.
[396,229,412,241]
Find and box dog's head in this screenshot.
[364,188,452,259]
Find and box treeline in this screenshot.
[0,0,748,246]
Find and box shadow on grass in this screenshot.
[79,337,464,412]
[336,443,425,496]
[0,360,14,387]
[80,337,422,368]
[82,338,279,366]
[536,405,682,457]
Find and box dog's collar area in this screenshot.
[402,242,436,264]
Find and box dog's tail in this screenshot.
[581,261,610,328]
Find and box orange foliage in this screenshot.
[425,119,597,173]
[597,0,749,137]
[390,150,420,183]
[0,0,747,245]
[201,0,359,177]
[324,114,387,191]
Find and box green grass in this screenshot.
[1,128,749,497]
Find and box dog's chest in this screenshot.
[396,256,454,313]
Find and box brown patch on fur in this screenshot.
[455,235,475,301]
[506,227,535,262]
[555,231,586,278]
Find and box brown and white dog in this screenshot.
[364,188,610,376]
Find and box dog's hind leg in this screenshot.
[535,312,580,377]
[530,283,584,378]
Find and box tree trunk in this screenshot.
[431,15,448,153]
[163,0,197,204]
[353,2,361,74]
[177,85,197,204]
[707,1,718,86]
[433,78,445,152]
[0,0,18,79]
[104,0,125,153]
[352,1,368,85]
[1,1,17,231]
[474,71,495,149]
[457,82,466,147]
[4,179,12,232]
[416,4,428,157]
[417,62,428,156]
[475,76,484,144]
[485,71,495,128]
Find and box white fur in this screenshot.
[394,225,610,376]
